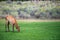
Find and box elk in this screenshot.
[5,15,20,32]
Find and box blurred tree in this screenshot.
[0,0,6,1]
[35,13,40,19]
[17,9,21,18]
[6,0,12,4]
[0,0,60,1]
[30,11,35,16]
[3,9,11,15]
[17,1,22,5]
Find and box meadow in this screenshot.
[0,19,60,40]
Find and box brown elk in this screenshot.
[5,15,20,32]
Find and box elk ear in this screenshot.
[17,26,20,32]
[18,26,20,28]
[16,27,18,29]
[18,28,20,32]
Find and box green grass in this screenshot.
[0,19,60,40]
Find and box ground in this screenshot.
[0,19,60,40]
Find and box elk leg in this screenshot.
[5,21,8,32]
[12,24,14,32]
[8,21,10,32]
[5,23,7,32]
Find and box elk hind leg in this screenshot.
[8,21,10,32]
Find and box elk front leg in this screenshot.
[5,23,7,32]
[5,21,8,32]
[12,24,14,32]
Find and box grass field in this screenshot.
[0,19,60,40]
